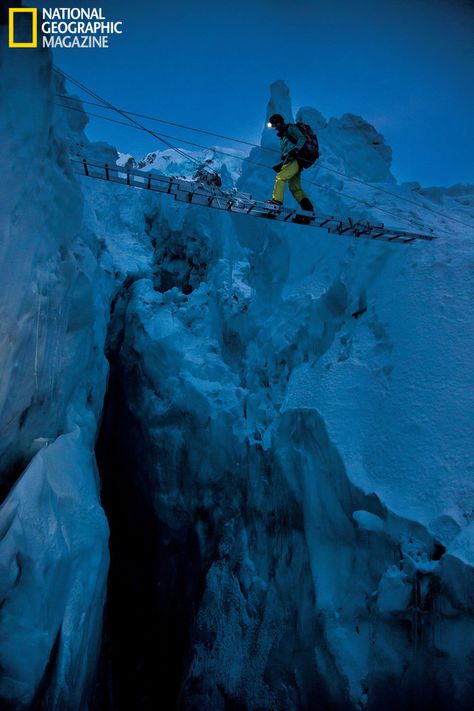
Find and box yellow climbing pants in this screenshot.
[272,160,308,204]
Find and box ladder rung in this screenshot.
[73,158,436,246]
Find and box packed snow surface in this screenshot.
[1,37,474,711]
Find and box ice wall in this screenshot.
[0,34,110,708]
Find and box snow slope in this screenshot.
[1,38,474,711]
[122,145,246,185]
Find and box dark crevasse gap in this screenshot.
[94,389,340,710]
[94,300,206,710]
[91,281,343,710]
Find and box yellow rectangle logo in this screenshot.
[9,8,38,48]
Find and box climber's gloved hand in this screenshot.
[272,163,284,172]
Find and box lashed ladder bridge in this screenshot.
[74,158,436,245]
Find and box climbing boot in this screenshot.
[292,214,313,225]
[261,199,282,220]
[299,197,314,212]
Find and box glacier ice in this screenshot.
[0,31,110,709]
[0,430,109,708]
[1,27,474,711]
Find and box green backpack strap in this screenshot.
[285,124,299,145]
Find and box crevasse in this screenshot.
[1,37,474,711]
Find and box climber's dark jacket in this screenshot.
[277,123,307,163]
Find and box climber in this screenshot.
[266,113,315,214]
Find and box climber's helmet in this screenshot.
[267,113,285,130]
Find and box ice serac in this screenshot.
[262,79,294,144]
[0,31,110,709]
[325,112,395,183]
[296,105,327,131]
[238,79,294,201]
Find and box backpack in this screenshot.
[286,122,320,169]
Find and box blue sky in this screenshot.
[41,0,474,186]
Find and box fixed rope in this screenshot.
[53,67,221,181]
[58,99,437,234]
[56,88,474,233]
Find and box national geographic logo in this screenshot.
[9,8,38,47]
[8,7,123,48]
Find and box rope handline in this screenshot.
[58,101,437,232]
[57,93,262,150]
[57,102,247,158]
[57,100,436,232]
[53,68,202,167]
[322,161,474,230]
[54,72,471,235]
[56,91,474,232]
[53,67,220,179]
